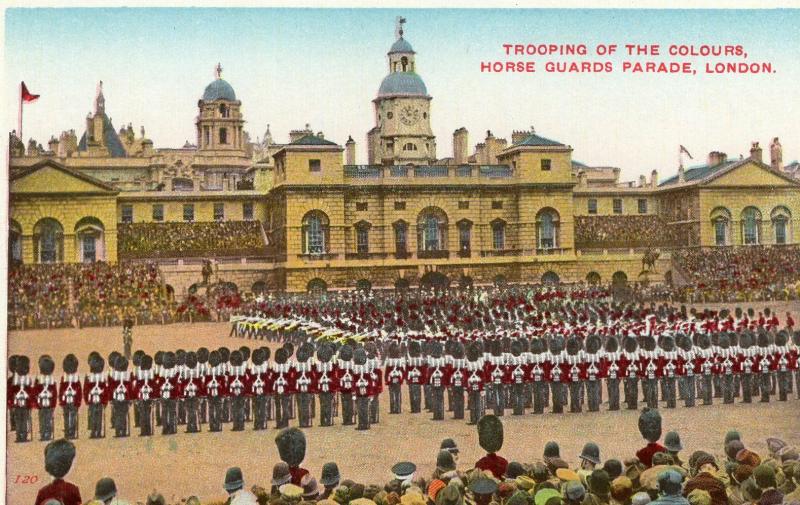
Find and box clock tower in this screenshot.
[367,18,436,165]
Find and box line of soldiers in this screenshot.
[8,322,800,442]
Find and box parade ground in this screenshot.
[7,302,800,505]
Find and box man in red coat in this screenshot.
[474,414,508,479]
[635,407,667,468]
[276,427,309,486]
[35,439,82,505]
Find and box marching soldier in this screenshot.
[465,341,485,425]
[130,350,145,428]
[697,334,714,405]
[774,331,792,401]
[109,356,132,437]
[738,332,755,403]
[314,343,337,426]
[756,332,772,403]
[366,342,382,424]
[157,352,178,435]
[248,348,270,430]
[153,351,164,426]
[549,336,568,414]
[485,339,505,416]
[35,355,58,441]
[352,347,372,430]
[406,341,426,414]
[508,339,527,415]
[205,350,225,432]
[718,334,735,404]
[603,336,621,411]
[448,341,467,420]
[218,347,232,423]
[621,336,639,410]
[529,337,548,414]
[294,343,315,428]
[640,336,658,409]
[174,349,187,426]
[9,355,34,443]
[566,336,584,413]
[271,347,294,429]
[84,353,108,439]
[791,331,800,400]
[275,427,310,485]
[659,335,678,408]
[196,347,210,424]
[584,335,603,412]
[427,341,447,421]
[227,350,249,431]
[238,346,253,422]
[59,354,82,439]
[7,355,19,433]
[384,342,405,414]
[181,351,204,433]
[676,334,696,408]
[133,354,157,436]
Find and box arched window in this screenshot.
[741,207,762,245]
[356,279,372,293]
[74,216,105,263]
[251,281,267,295]
[395,277,410,291]
[302,210,330,255]
[612,271,628,286]
[401,56,409,72]
[586,272,601,285]
[536,208,560,250]
[771,206,792,244]
[541,271,560,285]
[403,143,417,151]
[417,207,448,252]
[710,207,731,246]
[33,218,64,264]
[219,104,229,118]
[355,221,371,254]
[491,219,506,250]
[307,278,327,296]
[219,127,228,145]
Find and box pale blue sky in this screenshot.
[5,8,799,179]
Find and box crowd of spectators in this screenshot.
[118,221,267,260]
[574,216,698,250]
[33,417,800,505]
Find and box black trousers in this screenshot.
[408,385,422,413]
[607,378,620,411]
[63,405,79,439]
[624,378,638,410]
[88,403,104,438]
[253,395,268,430]
[512,383,526,415]
[722,374,735,404]
[586,380,602,412]
[112,401,129,437]
[568,382,583,413]
[161,399,177,435]
[208,397,223,432]
[662,377,677,408]
[759,372,771,402]
[185,397,200,433]
[451,387,465,419]
[138,400,153,436]
[275,395,292,428]
[231,396,246,431]
[681,376,696,407]
[13,408,31,442]
[319,392,334,426]
[340,393,354,425]
[777,371,791,401]
[389,384,402,414]
[38,407,54,441]
[430,386,445,420]
[701,375,713,405]
[533,381,547,414]
[356,396,370,430]
[551,381,565,414]
[297,393,313,428]
[467,390,483,425]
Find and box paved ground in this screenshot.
[6,301,800,505]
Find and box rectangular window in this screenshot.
[395,225,407,253]
[356,202,368,211]
[587,199,598,215]
[714,221,727,246]
[493,225,505,250]
[121,205,133,224]
[458,201,469,210]
[219,128,228,144]
[213,203,225,221]
[309,159,321,172]
[394,201,406,211]
[243,202,254,221]
[459,225,471,252]
[183,204,194,222]
[152,204,164,222]
[775,221,787,244]
[357,227,369,254]
[638,199,648,214]
[541,159,551,171]
[613,199,623,214]
[492,200,503,210]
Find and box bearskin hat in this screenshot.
[114,357,129,372]
[239,346,251,362]
[218,347,231,362]
[697,334,711,349]
[338,344,354,361]
[517,338,529,353]
[163,352,176,369]
[490,339,503,357]
[88,355,104,374]
[132,350,145,368]
[108,351,121,370]
[296,343,313,362]
[623,336,638,353]
[586,335,602,354]
[185,352,198,369]
[728,332,739,347]
[208,351,221,368]
[452,342,465,360]
[549,336,565,354]
[775,331,788,346]
[793,331,800,347]
[429,341,443,359]
[566,337,582,356]
[197,347,210,364]
[408,341,421,358]
[63,354,79,374]
[315,343,332,362]
[718,334,730,349]
[530,338,545,354]
[757,332,770,347]
[660,336,675,352]
[275,427,306,467]
[154,351,164,367]
[466,342,482,362]
[140,354,153,370]
[388,342,401,359]
[510,340,523,357]
[604,336,619,353]
[739,332,753,349]
[638,407,662,443]
[175,350,186,366]
[251,348,265,366]
[39,355,55,375]
[353,347,368,365]
[477,414,504,454]
[45,439,76,478]
[643,336,656,352]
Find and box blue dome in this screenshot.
[389,37,414,54]
[202,78,236,101]
[378,72,428,97]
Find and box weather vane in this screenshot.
[396,16,406,39]
[215,62,222,79]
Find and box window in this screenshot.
[356,202,368,211]
[394,222,408,253]
[303,211,329,255]
[394,201,406,211]
[417,207,448,252]
[183,204,194,222]
[742,207,761,245]
[219,128,228,144]
[714,220,728,246]
[638,199,648,214]
[775,219,787,244]
[537,209,560,249]
[492,201,503,210]
[613,199,623,214]
[356,224,370,254]
[121,205,133,224]
[214,203,225,221]
[587,199,598,215]
[309,159,321,172]
[204,127,210,146]
[541,159,551,171]
[219,104,229,118]
[492,221,506,250]
[152,204,164,222]
[403,143,417,151]
[458,201,469,210]
[771,206,791,245]
[458,221,471,252]
[243,202,254,221]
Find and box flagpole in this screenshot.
[18,81,23,139]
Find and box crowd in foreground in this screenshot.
[32,409,800,505]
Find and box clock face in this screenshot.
[399,105,420,126]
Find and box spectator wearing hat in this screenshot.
[506,491,528,505]
[585,469,612,505]
[320,462,341,499]
[564,480,586,505]
[35,439,81,505]
[686,490,711,505]
[651,469,689,505]
[433,450,459,481]
[94,477,125,505]
[391,462,417,491]
[469,477,499,505]
[631,492,651,505]
[753,465,782,505]
[683,453,728,505]
[664,433,685,469]
[225,467,258,505]
[301,474,320,501]
[783,462,800,504]
[611,477,634,505]
[534,488,562,505]
[441,439,460,465]
[272,463,293,497]
[579,443,602,480]
[604,460,624,481]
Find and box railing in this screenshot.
[345,252,389,260]
[480,165,513,178]
[344,166,383,178]
[458,249,472,258]
[456,166,473,177]
[341,164,514,180]
[414,166,449,177]
[389,166,409,177]
[394,251,411,260]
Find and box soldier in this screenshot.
[153,351,164,426]
[157,352,178,435]
[659,335,678,409]
[474,414,508,479]
[294,342,315,428]
[196,347,210,424]
[549,335,568,414]
[249,348,270,430]
[508,339,527,416]
[109,356,132,437]
[35,355,58,441]
[756,332,771,403]
[718,334,735,404]
[275,427,309,485]
[227,350,249,431]
[7,355,19,433]
[133,354,157,436]
[218,347,232,423]
[640,336,658,409]
[566,336,584,413]
[406,340,426,414]
[791,331,800,400]
[122,317,134,361]
[181,351,204,433]
[529,337,548,414]
[621,336,639,410]
[205,350,225,432]
[774,331,791,401]
[384,342,405,414]
[271,347,293,429]
[366,342,382,424]
[174,349,187,426]
[352,346,372,430]
[697,334,714,405]
[465,341,486,425]
[635,407,665,468]
[603,336,621,411]
[9,355,34,443]
[675,335,696,408]
[427,341,447,421]
[485,339,505,416]
[584,335,603,412]
[84,353,108,439]
[738,332,755,403]
[314,343,338,426]
[448,341,467,420]
[130,350,145,428]
[58,354,82,440]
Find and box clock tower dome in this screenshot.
[367,18,436,165]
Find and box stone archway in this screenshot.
[420,271,449,290]
[541,271,560,285]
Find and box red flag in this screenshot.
[21,82,39,103]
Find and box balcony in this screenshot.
[297,253,339,261]
[417,250,449,259]
[458,249,472,258]
[394,250,411,260]
[414,166,449,177]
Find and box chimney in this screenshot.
[770,137,782,171]
[639,174,647,187]
[577,170,587,187]
[749,142,762,163]
[511,129,530,145]
[707,151,727,166]
[650,169,658,188]
[453,127,468,164]
[678,165,685,183]
[345,135,356,165]
[317,131,324,140]
[48,136,59,153]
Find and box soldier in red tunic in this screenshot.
[384,342,405,414]
[466,341,486,424]
[529,338,548,414]
[603,336,621,411]
[405,340,426,414]
[83,353,108,439]
[35,355,58,441]
[448,341,468,420]
[9,355,34,443]
[427,341,447,421]
[108,356,132,437]
[271,347,294,429]
[508,339,528,415]
[474,414,508,479]
[157,352,179,435]
[181,351,205,433]
[58,354,82,440]
[227,350,250,431]
[294,343,315,428]
[133,354,157,436]
[366,342,382,424]
[314,343,338,426]
[352,346,372,430]
[248,347,271,430]
[204,350,226,432]
[485,339,505,416]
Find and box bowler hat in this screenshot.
[273,462,292,486]
[224,467,244,492]
[321,462,341,487]
[564,481,585,502]
[656,469,683,495]
[94,478,117,502]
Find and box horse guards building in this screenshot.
[8,21,800,296]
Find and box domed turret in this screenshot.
[195,63,245,155]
